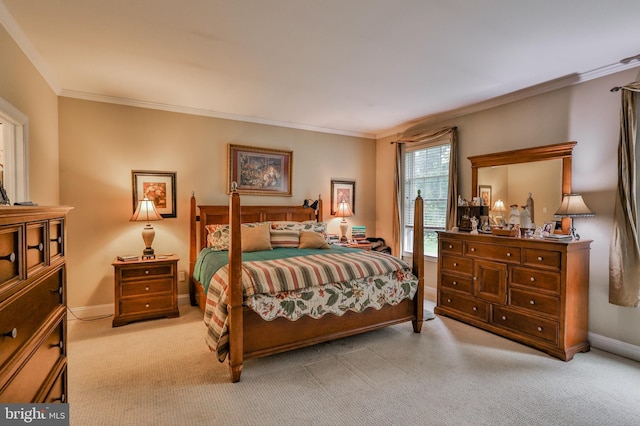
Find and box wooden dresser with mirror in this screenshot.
[435,142,591,361]
[0,206,72,402]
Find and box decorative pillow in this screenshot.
[205,222,268,251]
[270,229,300,248]
[241,223,272,252]
[298,231,330,249]
[271,221,327,238]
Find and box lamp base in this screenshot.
[340,219,349,242]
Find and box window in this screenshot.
[403,142,451,257]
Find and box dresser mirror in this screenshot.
[469,141,576,233]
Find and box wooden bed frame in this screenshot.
[189,190,424,382]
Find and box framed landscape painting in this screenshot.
[227,144,292,196]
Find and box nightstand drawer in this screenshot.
[121,264,174,280]
[121,278,174,297]
[119,294,175,315]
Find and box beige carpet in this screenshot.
[68,302,640,425]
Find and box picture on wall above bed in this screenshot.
[331,179,355,215]
[131,170,176,218]
[227,144,292,196]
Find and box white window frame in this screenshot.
[402,139,451,258]
[0,97,30,204]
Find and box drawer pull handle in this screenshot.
[28,242,44,251]
[530,277,535,282]
[506,252,512,257]
[3,328,17,338]
[51,341,64,350]
[448,244,453,249]
[537,326,543,332]
[51,236,63,244]
[537,256,543,261]
[501,316,507,321]
[452,281,457,286]
[470,248,476,252]
[472,306,477,311]
[447,298,452,303]
[145,270,150,274]
[145,286,150,291]
[50,287,63,295]
[145,303,150,308]
[54,394,66,403]
[453,262,457,267]
[530,300,535,305]
[0,252,16,263]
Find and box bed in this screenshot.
[189,189,424,382]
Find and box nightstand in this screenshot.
[112,255,180,327]
[346,242,373,250]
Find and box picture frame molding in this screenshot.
[227,144,293,196]
[131,170,177,218]
[330,179,355,215]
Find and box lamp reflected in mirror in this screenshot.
[491,199,507,226]
[554,193,594,240]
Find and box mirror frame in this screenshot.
[468,141,576,233]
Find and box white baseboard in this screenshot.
[67,294,192,321]
[589,332,640,362]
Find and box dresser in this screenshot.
[435,231,591,361]
[112,255,179,327]
[0,206,72,402]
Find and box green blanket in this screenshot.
[193,245,361,294]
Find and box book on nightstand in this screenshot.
[117,255,139,262]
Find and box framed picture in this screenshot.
[542,222,555,234]
[132,170,177,218]
[479,185,492,207]
[331,180,355,215]
[228,144,292,196]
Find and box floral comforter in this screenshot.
[199,248,418,361]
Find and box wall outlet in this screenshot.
[178,271,186,282]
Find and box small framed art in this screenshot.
[228,144,292,196]
[132,170,177,218]
[331,180,355,215]
[479,185,492,207]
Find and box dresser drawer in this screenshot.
[440,254,473,276]
[492,306,558,344]
[510,267,560,294]
[42,365,67,403]
[121,278,174,297]
[0,317,65,403]
[49,219,65,262]
[509,288,560,317]
[465,242,521,264]
[119,294,175,315]
[0,269,64,369]
[0,225,22,292]
[440,273,473,293]
[27,222,47,276]
[439,289,489,321]
[440,239,463,255]
[120,264,174,280]
[522,248,561,271]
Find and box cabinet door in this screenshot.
[473,259,507,304]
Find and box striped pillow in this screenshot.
[270,229,300,248]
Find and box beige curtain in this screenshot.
[609,82,640,307]
[392,126,458,256]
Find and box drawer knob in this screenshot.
[537,326,543,332]
[537,256,543,261]
[472,306,477,311]
[530,300,535,305]
[447,298,452,303]
[530,277,535,282]
[506,252,512,257]
[145,270,150,274]
[145,286,150,291]
[452,281,457,286]
[50,287,63,295]
[28,242,44,251]
[3,328,17,338]
[0,252,16,263]
[453,262,457,267]
[54,394,66,403]
[448,244,453,249]
[501,316,507,321]
[51,340,64,350]
[145,303,150,308]
[470,248,476,252]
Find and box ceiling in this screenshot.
[2,1,640,139]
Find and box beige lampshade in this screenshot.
[336,200,353,218]
[130,198,162,257]
[492,199,507,214]
[554,194,595,218]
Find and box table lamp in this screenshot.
[554,193,594,240]
[336,200,353,242]
[492,199,507,226]
[130,197,163,258]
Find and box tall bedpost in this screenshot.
[189,192,197,306]
[316,194,323,222]
[412,190,424,333]
[228,184,243,382]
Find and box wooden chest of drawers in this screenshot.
[112,256,179,327]
[0,206,72,402]
[435,231,591,361]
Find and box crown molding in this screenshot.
[0,1,61,94]
[376,61,640,140]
